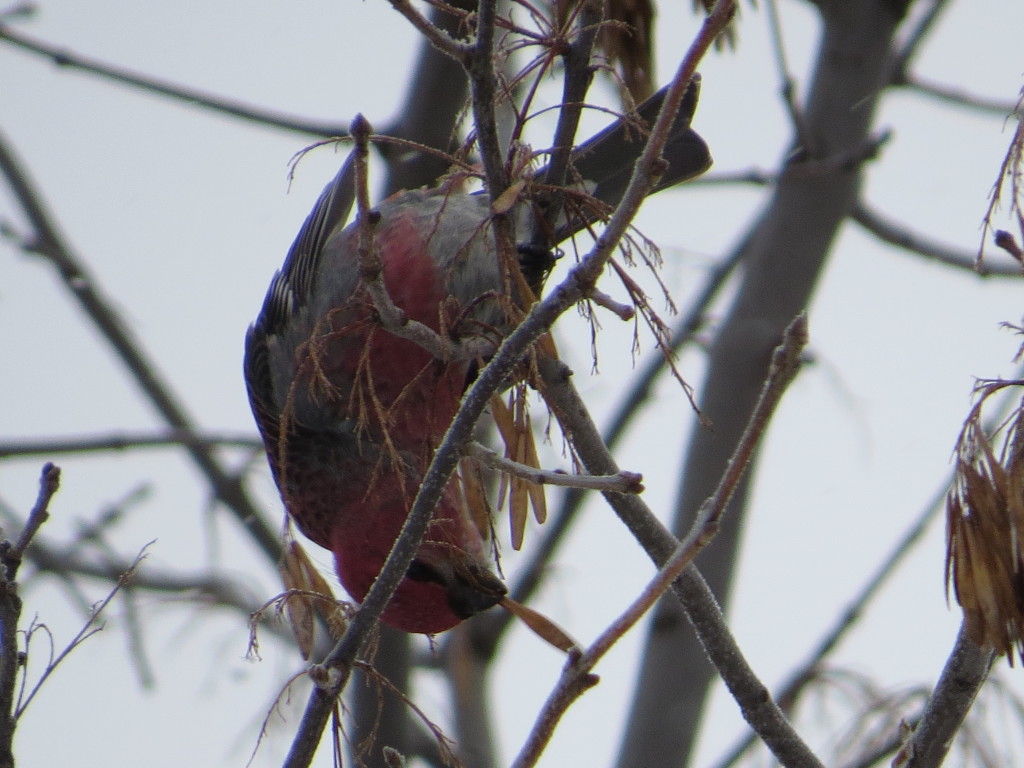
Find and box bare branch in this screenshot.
[0,431,263,458]
[0,463,60,768]
[0,22,345,137]
[886,1,1017,118]
[678,315,807,552]
[351,117,488,364]
[853,201,1023,276]
[673,175,1024,277]
[995,230,1024,262]
[379,0,476,196]
[468,244,745,656]
[980,97,1024,265]
[15,546,151,719]
[0,491,281,641]
[526,0,603,251]
[467,0,508,197]
[896,73,1018,117]
[888,0,951,81]
[467,441,643,492]
[897,623,993,768]
[710,480,950,768]
[12,463,60,566]
[587,287,636,320]
[512,316,807,768]
[384,0,472,60]
[765,0,814,156]
[532,345,823,768]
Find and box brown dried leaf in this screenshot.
[501,597,579,654]
[492,179,526,215]
[490,388,549,549]
[947,387,1024,665]
[491,393,526,548]
[279,540,338,659]
[603,0,656,102]
[457,456,494,542]
[523,421,548,526]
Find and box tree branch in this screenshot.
[535,348,824,768]
[0,431,263,458]
[618,7,911,764]
[467,441,643,492]
[512,316,808,768]
[853,201,1023,276]
[0,22,346,137]
[0,464,59,768]
[467,241,745,658]
[898,623,993,768]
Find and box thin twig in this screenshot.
[385,0,472,59]
[709,481,949,768]
[353,115,410,332]
[0,23,345,137]
[12,463,60,564]
[587,287,636,320]
[565,0,733,295]
[0,431,263,458]
[467,0,508,197]
[467,441,643,492]
[995,230,1024,262]
[469,241,745,656]
[529,329,822,768]
[0,491,294,649]
[764,0,814,157]
[711,346,1024,768]
[512,315,807,768]
[350,117,492,363]
[528,0,602,249]
[15,546,151,719]
[853,202,1023,277]
[887,0,1014,118]
[73,516,156,688]
[26,538,268,617]
[678,315,807,553]
[897,74,1017,118]
[378,0,476,197]
[888,0,950,83]
[686,170,1023,277]
[3,22,349,136]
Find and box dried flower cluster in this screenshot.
[946,378,1024,664]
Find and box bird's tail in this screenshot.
[533,75,712,243]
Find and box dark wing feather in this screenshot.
[255,154,356,335]
[532,76,712,242]
[243,152,357,452]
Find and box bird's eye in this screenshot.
[516,243,561,268]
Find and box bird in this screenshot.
[244,77,712,634]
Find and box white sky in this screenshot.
[2,1,1024,766]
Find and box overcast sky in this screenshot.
[3,1,1024,766]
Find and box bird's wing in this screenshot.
[244,152,356,445]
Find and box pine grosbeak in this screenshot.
[244,79,711,633]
